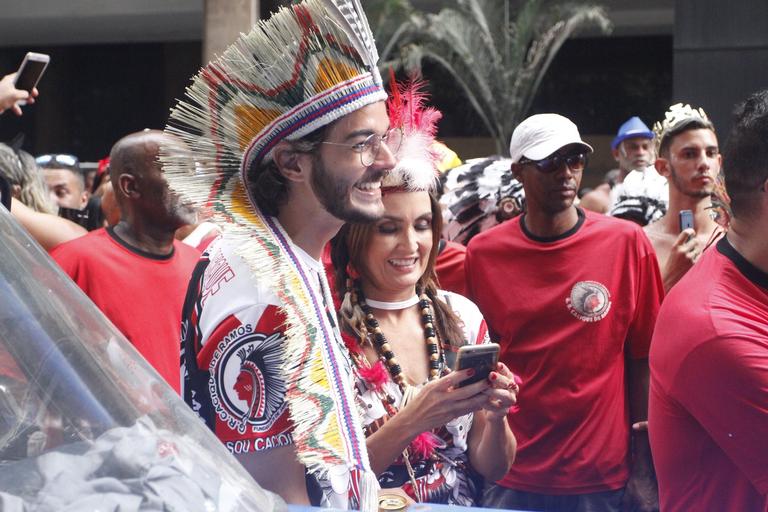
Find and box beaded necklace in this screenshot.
[354,288,441,390]
[351,286,446,503]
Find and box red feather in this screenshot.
[358,360,389,392]
[409,431,442,460]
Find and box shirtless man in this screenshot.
[644,104,723,292]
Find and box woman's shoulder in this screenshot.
[436,289,482,315]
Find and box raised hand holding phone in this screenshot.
[1,52,48,115]
[454,343,500,387]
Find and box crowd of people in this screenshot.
[1,1,766,511]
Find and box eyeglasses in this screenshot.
[519,153,588,174]
[35,153,80,170]
[320,127,403,166]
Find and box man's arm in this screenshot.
[623,237,665,511]
[645,226,699,292]
[235,447,310,504]
[624,357,658,512]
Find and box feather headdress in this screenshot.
[383,77,443,192]
[161,1,385,509]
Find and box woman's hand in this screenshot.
[481,362,519,421]
[400,368,490,434]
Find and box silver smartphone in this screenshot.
[679,209,694,232]
[454,343,500,387]
[13,52,50,104]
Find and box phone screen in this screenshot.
[455,345,499,387]
[679,209,694,232]
[15,57,48,92]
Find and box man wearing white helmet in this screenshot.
[466,114,664,511]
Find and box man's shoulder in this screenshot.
[584,209,643,236]
[466,217,521,253]
[51,228,111,262]
[196,237,279,311]
[172,239,203,265]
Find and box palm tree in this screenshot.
[371,0,612,155]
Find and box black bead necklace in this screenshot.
[355,288,441,391]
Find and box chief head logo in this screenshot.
[209,329,286,434]
[566,281,611,322]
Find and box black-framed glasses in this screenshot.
[519,153,588,174]
[35,153,79,170]
[320,127,403,166]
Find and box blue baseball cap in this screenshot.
[611,117,654,150]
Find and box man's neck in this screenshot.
[523,206,580,239]
[277,201,342,260]
[113,220,176,256]
[726,217,768,276]
[661,194,718,236]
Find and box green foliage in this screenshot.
[372,0,612,155]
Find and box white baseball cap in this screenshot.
[509,113,593,163]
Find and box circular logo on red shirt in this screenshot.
[566,281,612,322]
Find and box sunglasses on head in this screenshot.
[35,153,79,170]
[519,153,588,174]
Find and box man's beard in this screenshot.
[310,156,382,223]
[668,163,713,199]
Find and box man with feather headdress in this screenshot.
[165,1,400,509]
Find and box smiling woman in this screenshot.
[325,80,518,506]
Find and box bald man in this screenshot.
[52,130,200,391]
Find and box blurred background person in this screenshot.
[51,130,199,392]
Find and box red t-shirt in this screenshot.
[51,227,200,392]
[435,240,467,296]
[649,237,768,512]
[465,208,663,494]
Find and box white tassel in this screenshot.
[358,470,380,512]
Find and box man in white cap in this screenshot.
[466,114,664,511]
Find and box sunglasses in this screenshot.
[519,153,588,174]
[35,153,79,170]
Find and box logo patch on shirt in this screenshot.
[209,328,287,434]
[566,281,612,322]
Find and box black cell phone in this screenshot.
[454,343,500,387]
[14,52,50,94]
[679,209,694,232]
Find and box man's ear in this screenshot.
[611,146,621,163]
[654,157,670,178]
[511,162,524,182]
[117,173,138,199]
[10,184,21,199]
[273,141,312,183]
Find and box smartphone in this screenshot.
[13,52,50,101]
[454,343,500,387]
[679,209,694,232]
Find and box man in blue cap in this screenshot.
[578,117,658,217]
[611,116,655,184]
